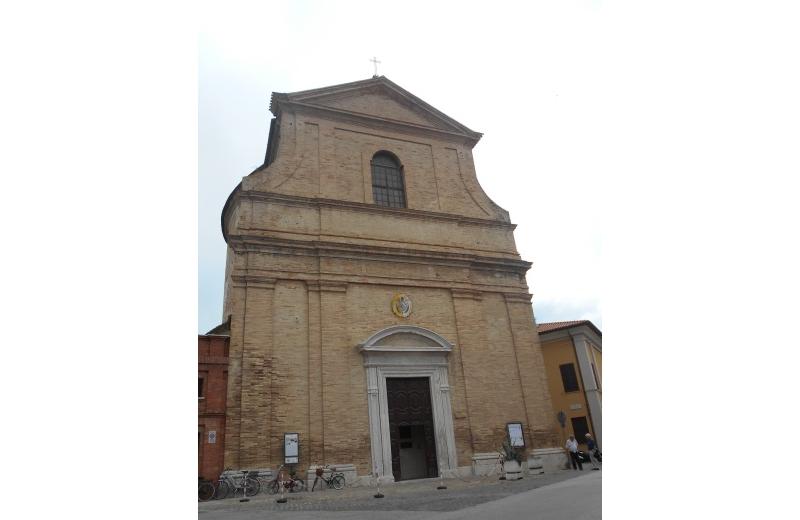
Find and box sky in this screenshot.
[199,0,605,333]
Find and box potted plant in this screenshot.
[501,439,524,480]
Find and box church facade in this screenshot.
[219,76,562,483]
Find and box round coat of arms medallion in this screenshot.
[390,293,413,318]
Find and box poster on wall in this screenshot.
[284,433,299,464]
[507,422,525,447]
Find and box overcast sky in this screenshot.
[199,1,606,333]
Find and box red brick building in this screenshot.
[198,322,230,481]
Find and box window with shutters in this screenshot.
[371,152,406,208]
[559,363,580,393]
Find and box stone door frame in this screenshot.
[359,325,458,483]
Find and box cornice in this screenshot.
[284,101,480,147]
[227,268,527,295]
[227,234,531,274]
[307,281,348,293]
[539,325,602,350]
[569,327,603,351]
[503,292,533,304]
[359,325,453,349]
[233,275,342,293]
[451,289,483,301]
[238,190,515,230]
[230,274,276,289]
[270,76,482,145]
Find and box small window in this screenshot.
[199,377,204,398]
[371,152,406,208]
[559,363,580,393]
[571,416,590,444]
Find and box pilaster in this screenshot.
[450,288,487,452]
[237,275,276,467]
[307,282,324,464]
[223,280,246,469]
[571,331,603,449]
[503,292,561,449]
[319,281,350,464]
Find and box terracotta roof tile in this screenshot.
[537,320,602,336]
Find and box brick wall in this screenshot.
[219,79,560,477]
[199,334,229,480]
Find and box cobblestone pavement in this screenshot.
[198,469,592,516]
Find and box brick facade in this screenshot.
[198,333,229,481]
[218,77,561,480]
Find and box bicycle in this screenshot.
[198,477,215,502]
[263,464,306,494]
[213,469,260,499]
[311,464,345,491]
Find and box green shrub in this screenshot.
[501,440,524,465]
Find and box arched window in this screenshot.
[371,152,406,208]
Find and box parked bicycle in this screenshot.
[311,464,345,491]
[264,464,306,494]
[213,469,260,499]
[198,477,215,502]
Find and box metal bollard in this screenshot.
[239,472,250,502]
[437,461,447,490]
[276,477,287,503]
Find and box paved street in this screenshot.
[434,470,601,520]
[198,469,601,519]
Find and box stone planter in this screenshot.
[504,460,523,480]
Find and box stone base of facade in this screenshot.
[243,448,566,489]
[472,452,504,476]
[526,453,545,475]
[531,447,569,473]
[471,449,564,478]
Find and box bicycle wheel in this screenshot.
[214,480,230,500]
[331,475,345,490]
[244,477,260,497]
[198,482,215,502]
[267,479,280,494]
[290,478,306,493]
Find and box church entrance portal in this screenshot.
[360,325,458,482]
[386,377,438,481]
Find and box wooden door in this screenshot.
[386,377,438,481]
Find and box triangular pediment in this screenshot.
[271,77,481,140]
[315,91,448,129]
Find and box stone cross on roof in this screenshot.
[370,56,381,77]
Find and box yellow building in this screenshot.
[537,320,602,451]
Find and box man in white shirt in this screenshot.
[565,435,583,470]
